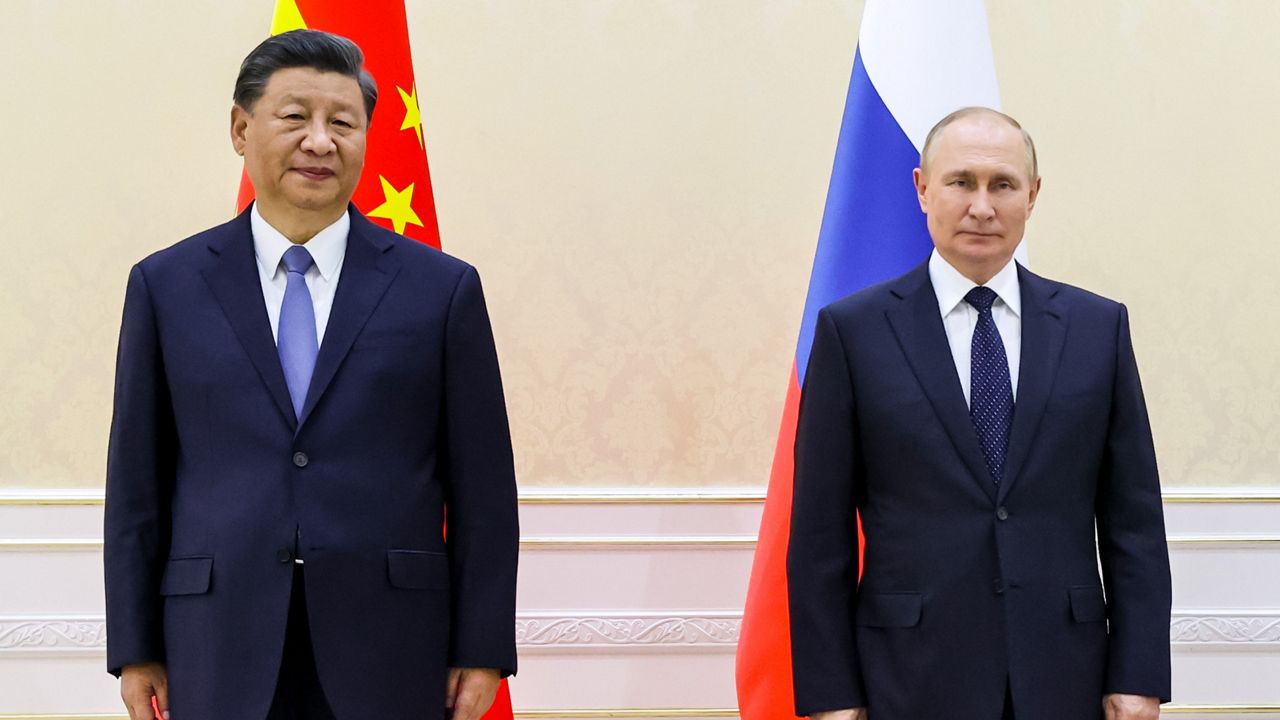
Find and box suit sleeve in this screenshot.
[787,307,865,714]
[103,264,176,676]
[1096,303,1172,701]
[440,266,520,676]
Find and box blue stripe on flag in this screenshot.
[795,48,934,385]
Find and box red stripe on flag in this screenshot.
[737,364,862,719]
[736,364,802,720]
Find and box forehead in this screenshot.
[258,67,363,109]
[930,116,1030,177]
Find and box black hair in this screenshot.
[233,29,377,121]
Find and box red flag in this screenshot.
[237,0,440,249]
[237,3,514,718]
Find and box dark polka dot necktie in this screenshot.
[965,286,1013,484]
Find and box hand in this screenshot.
[445,667,502,720]
[812,709,867,720]
[120,662,169,720]
[1104,693,1160,720]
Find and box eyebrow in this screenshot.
[941,169,1022,186]
[278,95,359,114]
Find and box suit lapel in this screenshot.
[999,265,1067,501]
[200,211,297,431]
[885,263,997,502]
[297,210,400,428]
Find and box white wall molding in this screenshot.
[6,610,1279,656]
[0,613,742,655]
[517,612,739,651]
[1170,612,1280,645]
[0,616,105,654]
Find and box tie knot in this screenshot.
[965,286,998,313]
[282,245,315,275]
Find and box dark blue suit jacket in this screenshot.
[104,207,519,720]
[787,261,1171,720]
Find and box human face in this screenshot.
[913,115,1040,284]
[231,67,367,227]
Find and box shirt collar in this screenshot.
[250,202,349,281]
[928,248,1022,318]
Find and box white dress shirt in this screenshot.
[251,203,349,346]
[928,249,1021,407]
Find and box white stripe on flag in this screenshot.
[858,0,1002,152]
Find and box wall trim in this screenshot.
[517,612,739,649]
[4,486,1280,506]
[1170,612,1280,645]
[5,610,1277,654]
[0,612,740,654]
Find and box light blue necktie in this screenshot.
[278,245,318,419]
[966,286,1014,484]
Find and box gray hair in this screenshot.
[920,106,1038,180]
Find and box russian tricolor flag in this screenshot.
[736,1,1002,717]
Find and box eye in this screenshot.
[333,119,354,129]
[283,113,304,121]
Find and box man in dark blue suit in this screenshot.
[105,30,518,720]
[787,108,1171,720]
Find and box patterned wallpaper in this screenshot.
[1,1,1276,489]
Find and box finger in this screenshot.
[153,681,171,720]
[456,680,489,720]
[445,668,462,710]
[125,695,152,720]
[453,686,477,720]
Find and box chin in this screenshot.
[286,194,342,212]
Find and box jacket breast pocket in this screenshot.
[855,591,923,628]
[1069,585,1107,623]
[159,556,213,596]
[387,549,450,591]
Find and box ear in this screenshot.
[230,105,250,157]
[912,167,928,212]
[1026,175,1042,216]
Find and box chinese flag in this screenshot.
[236,0,440,249]
[236,2,515,719]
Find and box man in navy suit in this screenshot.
[786,108,1171,720]
[105,30,518,720]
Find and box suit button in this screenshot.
[996,506,1009,521]
[993,578,1006,594]
[277,548,293,564]
[293,452,309,468]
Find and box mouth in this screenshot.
[293,167,336,181]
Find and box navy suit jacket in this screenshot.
[104,206,519,720]
[787,261,1171,720]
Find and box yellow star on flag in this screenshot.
[270,0,307,34]
[367,176,423,235]
[397,84,424,148]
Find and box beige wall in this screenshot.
[0,1,1275,489]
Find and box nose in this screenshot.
[300,119,335,155]
[969,188,995,221]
